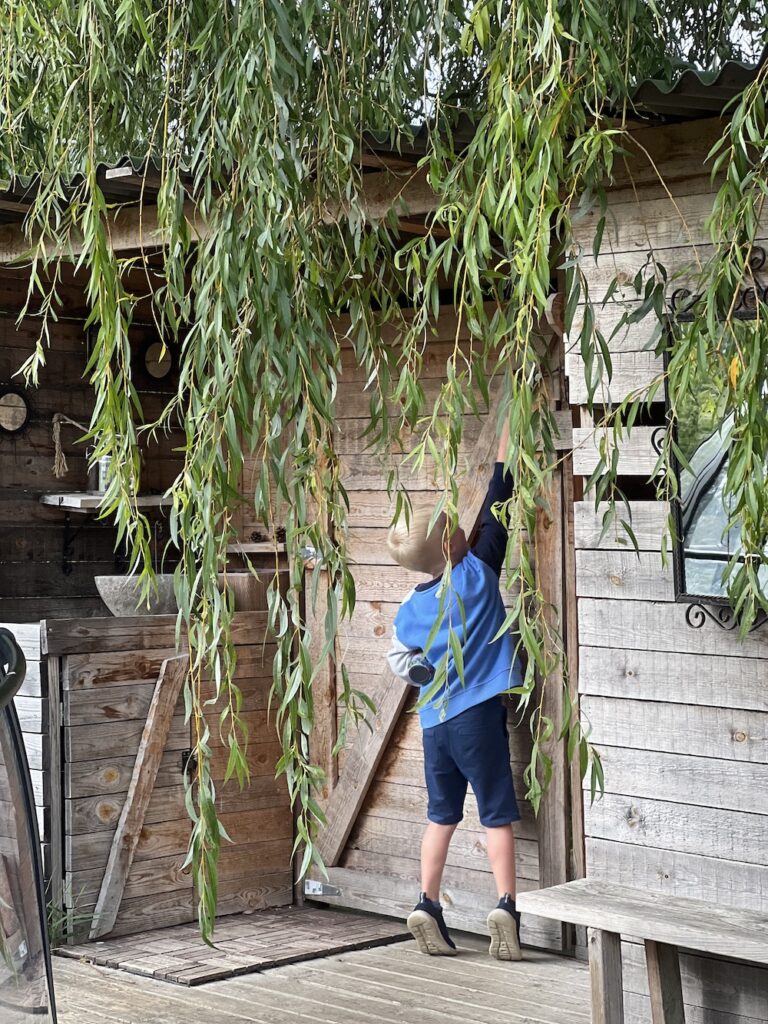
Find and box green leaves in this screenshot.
[4,0,767,947]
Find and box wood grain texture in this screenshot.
[585,792,768,867]
[589,929,625,1024]
[572,190,758,253]
[572,427,658,479]
[517,879,768,965]
[644,941,685,1024]
[578,646,768,712]
[535,469,569,908]
[315,676,411,866]
[44,611,271,656]
[47,656,63,915]
[306,865,562,951]
[586,744,768,816]
[306,574,338,806]
[90,654,189,939]
[51,935,590,1024]
[578,598,768,659]
[575,549,672,602]
[566,351,664,407]
[622,941,768,1019]
[586,838,768,915]
[581,695,767,763]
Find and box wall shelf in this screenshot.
[226,541,286,555]
[40,493,170,512]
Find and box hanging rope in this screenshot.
[52,413,88,479]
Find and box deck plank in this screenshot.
[54,939,590,1024]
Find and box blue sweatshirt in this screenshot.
[387,464,522,729]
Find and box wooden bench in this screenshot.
[517,879,768,1024]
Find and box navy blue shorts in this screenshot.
[422,695,520,828]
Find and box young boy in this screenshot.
[386,424,522,960]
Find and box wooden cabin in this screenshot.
[1,60,767,1023]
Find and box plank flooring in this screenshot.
[56,907,409,985]
[54,940,590,1024]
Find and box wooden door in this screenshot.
[45,612,293,942]
[305,310,577,950]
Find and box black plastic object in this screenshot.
[0,630,26,711]
[407,653,435,686]
[0,627,58,1022]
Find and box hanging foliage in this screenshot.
[1,1,767,940]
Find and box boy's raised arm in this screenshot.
[472,417,514,576]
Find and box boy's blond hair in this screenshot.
[387,507,446,574]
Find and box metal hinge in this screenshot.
[304,879,340,897]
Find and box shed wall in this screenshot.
[0,268,183,623]
[569,119,768,1021]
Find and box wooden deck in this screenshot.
[54,941,590,1024]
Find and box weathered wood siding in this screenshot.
[569,118,768,1022]
[0,269,183,622]
[46,613,293,940]
[0,623,51,879]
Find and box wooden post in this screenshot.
[46,653,63,918]
[535,467,569,889]
[645,940,686,1024]
[306,570,338,807]
[89,654,189,939]
[589,928,625,1024]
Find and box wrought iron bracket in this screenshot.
[669,245,767,322]
[685,602,768,633]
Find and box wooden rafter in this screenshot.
[0,168,437,264]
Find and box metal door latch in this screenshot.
[304,879,340,897]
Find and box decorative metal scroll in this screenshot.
[650,425,666,456]
[669,245,767,322]
[685,603,768,633]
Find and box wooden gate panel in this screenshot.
[49,612,293,941]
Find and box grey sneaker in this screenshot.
[487,893,522,961]
[407,893,457,956]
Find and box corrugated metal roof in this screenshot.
[629,46,767,119]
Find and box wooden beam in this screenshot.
[645,940,685,1024]
[315,400,508,867]
[306,571,338,808]
[0,168,437,263]
[46,655,64,917]
[535,469,569,897]
[89,654,188,939]
[517,879,768,965]
[589,928,625,1024]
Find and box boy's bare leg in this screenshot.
[421,821,457,899]
[486,824,516,896]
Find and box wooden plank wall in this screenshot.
[0,623,50,877]
[0,267,183,622]
[568,118,768,1022]
[302,306,566,949]
[47,613,293,941]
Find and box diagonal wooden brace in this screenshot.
[89,653,189,939]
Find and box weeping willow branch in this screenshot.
[1,0,767,941]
